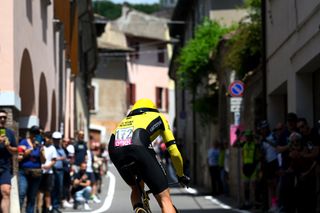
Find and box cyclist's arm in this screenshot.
[166,142,184,177]
[159,115,184,177]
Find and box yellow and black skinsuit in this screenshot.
[108,107,184,195]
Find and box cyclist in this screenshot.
[109,98,190,213]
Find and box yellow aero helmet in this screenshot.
[132,98,157,111]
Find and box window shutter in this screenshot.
[89,85,95,110]
[128,83,136,106]
[165,88,169,112]
[156,87,163,109]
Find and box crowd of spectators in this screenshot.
[226,112,319,213]
[0,108,109,213]
[207,112,320,213]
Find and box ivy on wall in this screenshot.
[176,19,231,91]
[176,19,232,123]
[175,0,262,123]
[224,0,262,78]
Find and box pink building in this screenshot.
[90,5,176,143]
[115,5,175,120]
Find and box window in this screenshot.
[129,41,140,60]
[156,87,169,111]
[89,86,95,110]
[156,87,163,109]
[128,83,136,106]
[89,82,99,112]
[157,46,165,63]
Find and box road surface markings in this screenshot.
[204,196,231,209]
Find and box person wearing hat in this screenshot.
[108,98,190,213]
[51,131,68,212]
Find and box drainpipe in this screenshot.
[64,67,71,139]
[261,0,267,119]
[192,86,197,184]
[70,75,75,138]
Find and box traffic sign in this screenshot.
[229,80,244,97]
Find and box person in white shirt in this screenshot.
[86,149,101,204]
[39,132,58,213]
[258,121,279,212]
[61,138,75,208]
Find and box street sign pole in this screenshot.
[228,80,244,207]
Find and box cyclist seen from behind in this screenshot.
[108,98,190,213]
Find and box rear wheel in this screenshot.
[134,207,148,213]
[142,192,152,213]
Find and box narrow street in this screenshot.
[62,164,250,213]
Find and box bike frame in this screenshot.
[135,175,152,213]
[121,161,179,213]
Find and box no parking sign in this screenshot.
[228,80,244,97]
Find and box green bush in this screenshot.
[176,19,231,90]
[224,0,262,77]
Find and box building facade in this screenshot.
[266,0,320,127]
[0,1,96,210]
[90,5,175,144]
[169,0,246,196]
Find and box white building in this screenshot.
[266,0,320,126]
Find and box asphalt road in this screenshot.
[62,164,251,213]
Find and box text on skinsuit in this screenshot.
[150,120,162,133]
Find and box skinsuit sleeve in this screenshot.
[159,115,184,177]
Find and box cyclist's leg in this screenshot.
[154,188,176,213]
[131,184,148,213]
[130,183,143,209]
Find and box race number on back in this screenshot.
[115,127,134,147]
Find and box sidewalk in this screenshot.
[187,185,255,213]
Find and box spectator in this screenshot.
[0,109,17,213]
[73,130,88,172]
[100,143,109,176]
[51,131,68,212]
[90,141,105,198]
[219,140,230,196]
[92,147,104,196]
[86,148,100,203]
[296,118,319,213]
[276,112,298,213]
[18,125,45,213]
[238,130,260,209]
[61,138,74,208]
[72,162,92,210]
[258,121,279,212]
[39,131,57,213]
[207,141,222,196]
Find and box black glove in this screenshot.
[177,175,190,188]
